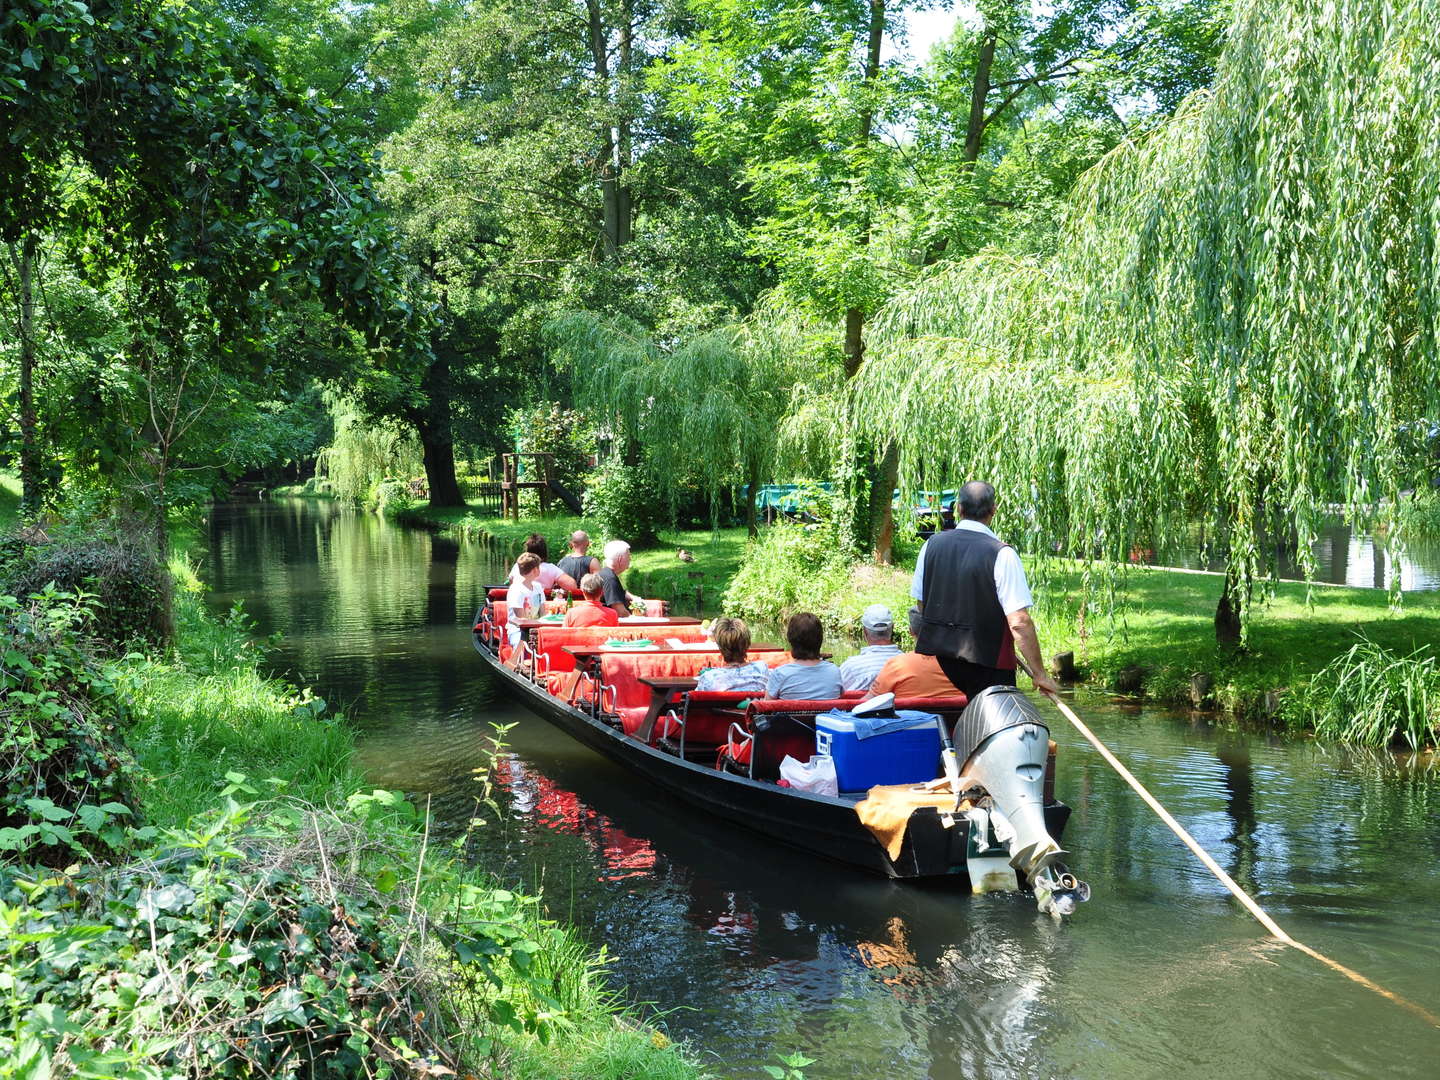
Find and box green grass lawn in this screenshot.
[403,501,1440,723]
[791,555,1440,718]
[0,471,22,531]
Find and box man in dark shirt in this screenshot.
[911,481,1057,700]
[599,539,638,618]
[557,530,600,583]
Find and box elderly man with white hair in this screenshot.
[598,538,639,618]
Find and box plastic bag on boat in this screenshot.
[779,754,838,796]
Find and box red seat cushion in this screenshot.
[535,624,709,676]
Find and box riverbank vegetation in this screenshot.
[0,520,705,1076]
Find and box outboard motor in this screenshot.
[954,686,1090,917]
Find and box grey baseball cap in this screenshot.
[860,604,894,631]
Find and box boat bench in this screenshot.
[597,651,793,743]
[718,695,972,783]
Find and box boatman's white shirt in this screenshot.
[911,520,1034,615]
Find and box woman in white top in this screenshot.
[507,532,578,592]
[506,553,545,649]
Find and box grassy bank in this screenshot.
[2,545,704,1077]
[403,503,750,615]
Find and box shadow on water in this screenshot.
[201,500,1440,1080]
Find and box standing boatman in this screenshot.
[910,481,1058,700]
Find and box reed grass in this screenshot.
[1283,640,1440,750]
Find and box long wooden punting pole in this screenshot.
[1019,662,1440,1029]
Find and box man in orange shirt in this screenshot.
[563,573,621,628]
[863,651,957,700]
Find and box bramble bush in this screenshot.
[0,587,142,867]
[3,539,166,651]
[0,787,552,1079]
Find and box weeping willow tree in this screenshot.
[857,0,1440,642]
[315,395,424,504]
[546,309,837,535]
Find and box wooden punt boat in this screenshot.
[472,596,1077,893]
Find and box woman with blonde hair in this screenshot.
[695,617,769,692]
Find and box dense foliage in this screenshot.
[853,0,1440,634]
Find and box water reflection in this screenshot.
[201,499,1440,1080]
[1163,518,1440,591]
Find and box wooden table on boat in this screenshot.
[634,675,701,743]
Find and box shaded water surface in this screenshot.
[203,500,1440,1079]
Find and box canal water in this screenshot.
[201,499,1440,1079]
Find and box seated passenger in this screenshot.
[766,612,842,700]
[599,539,640,618]
[505,553,545,649]
[695,617,768,692]
[557,529,601,583]
[508,533,579,593]
[863,650,956,700]
[838,604,901,693]
[564,573,621,628]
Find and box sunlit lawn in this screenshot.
[411,500,1440,711]
[0,472,22,531]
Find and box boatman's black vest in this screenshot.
[914,527,1017,669]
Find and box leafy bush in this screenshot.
[373,477,418,516]
[1283,638,1440,748]
[582,463,666,543]
[723,519,853,629]
[0,589,141,866]
[4,537,166,651]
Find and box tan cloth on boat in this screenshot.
[856,784,973,861]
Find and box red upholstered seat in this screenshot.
[535,624,709,678]
[675,690,753,748]
[595,651,792,745]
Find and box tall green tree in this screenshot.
[0,0,412,546]
[857,0,1440,643]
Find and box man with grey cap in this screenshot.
[911,480,1057,699]
[838,604,902,693]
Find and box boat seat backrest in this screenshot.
[600,651,727,710]
[535,624,710,675]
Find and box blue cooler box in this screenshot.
[815,711,942,791]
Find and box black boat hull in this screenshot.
[474,633,1070,883]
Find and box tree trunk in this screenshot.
[964,29,998,163]
[616,0,634,248]
[415,353,465,507]
[1215,569,1243,647]
[870,442,899,564]
[11,235,41,514]
[587,0,621,260]
[745,463,760,538]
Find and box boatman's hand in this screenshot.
[1029,669,1060,697]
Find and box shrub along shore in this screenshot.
[405,501,1440,748]
[2,519,704,1077]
